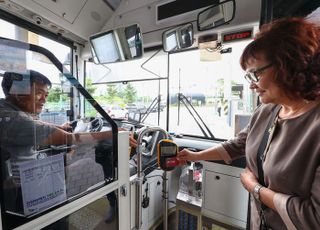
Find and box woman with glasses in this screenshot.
[178,17,320,229]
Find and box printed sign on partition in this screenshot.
[19,154,67,216]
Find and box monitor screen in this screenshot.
[166,32,177,51]
[160,145,177,156]
[90,32,120,63]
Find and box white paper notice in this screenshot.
[19,154,67,216]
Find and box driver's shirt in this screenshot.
[0,98,56,183]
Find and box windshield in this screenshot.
[86,40,255,139]
[85,49,168,127]
[168,41,255,139]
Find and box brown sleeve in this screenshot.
[273,193,296,229]
[286,165,320,229]
[221,125,248,159]
[221,104,270,161]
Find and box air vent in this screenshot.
[48,23,68,34]
[0,0,24,12]
[91,11,101,21]
[48,23,58,30]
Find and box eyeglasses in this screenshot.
[244,63,273,83]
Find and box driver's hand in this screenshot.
[59,122,72,131]
[129,134,138,148]
[118,128,137,148]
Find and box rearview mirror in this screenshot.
[89,24,143,64]
[162,23,194,52]
[197,0,235,31]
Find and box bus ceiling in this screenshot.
[0,0,258,47]
[0,0,319,47]
[88,0,320,62]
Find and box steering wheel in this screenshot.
[88,117,104,132]
[138,130,168,157]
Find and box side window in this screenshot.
[0,18,71,75]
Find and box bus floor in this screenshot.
[58,198,177,230]
[67,196,117,230]
[155,214,176,230]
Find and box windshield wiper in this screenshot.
[141,95,161,124]
[177,93,215,139]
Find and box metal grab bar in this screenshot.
[135,127,169,230]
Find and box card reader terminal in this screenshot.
[157,139,179,171]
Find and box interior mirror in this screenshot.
[89,24,143,64]
[162,23,194,52]
[197,0,235,31]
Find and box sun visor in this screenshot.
[198,34,222,61]
[199,49,222,62]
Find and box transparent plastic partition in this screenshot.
[0,38,117,223]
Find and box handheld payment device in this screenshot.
[157,139,179,171]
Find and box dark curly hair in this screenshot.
[240,17,320,101]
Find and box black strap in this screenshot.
[256,106,280,187]
[246,106,280,230]
[246,193,251,230]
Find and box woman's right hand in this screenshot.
[177,148,198,163]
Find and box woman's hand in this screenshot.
[177,148,199,163]
[240,167,259,193]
